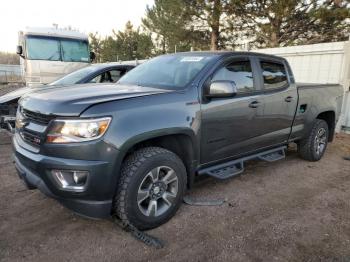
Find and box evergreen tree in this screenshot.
[231,0,350,48]
[185,0,237,50]
[88,32,103,63]
[142,0,206,53]
[97,22,154,62]
[143,0,239,51]
[114,21,154,60]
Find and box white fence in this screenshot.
[254,41,350,131]
[0,64,22,83]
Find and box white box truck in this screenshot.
[16,27,94,86]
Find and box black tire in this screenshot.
[113,147,187,230]
[298,119,329,161]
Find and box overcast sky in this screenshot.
[0,0,154,52]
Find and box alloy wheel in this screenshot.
[314,127,327,156]
[137,166,179,217]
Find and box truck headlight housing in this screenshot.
[46,117,111,143]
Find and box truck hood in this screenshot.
[20,83,171,116]
[0,86,34,104]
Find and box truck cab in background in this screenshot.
[16,27,94,86]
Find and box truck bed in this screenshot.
[289,83,343,142]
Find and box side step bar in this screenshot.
[198,146,286,180]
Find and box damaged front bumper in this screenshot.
[0,115,16,133]
[0,103,17,134]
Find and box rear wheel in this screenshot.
[298,119,329,161]
[113,147,187,230]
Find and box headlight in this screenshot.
[15,109,26,129]
[46,117,111,143]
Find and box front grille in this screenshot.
[20,130,42,146]
[22,108,55,125]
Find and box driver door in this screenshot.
[200,57,265,164]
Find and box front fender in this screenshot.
[118,127,197,155]
[81,88,201,186]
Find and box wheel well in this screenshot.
[123,134,196,188]
[317,111,335,142]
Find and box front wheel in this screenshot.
[113,147,187,230]
[298,119,329,161]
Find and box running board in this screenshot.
[258,148,285,162]
[198,146,286,180]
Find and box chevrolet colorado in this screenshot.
[13,52,343,229]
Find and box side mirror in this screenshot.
[90,51,96,61]
[207,80,237,98]
[16,45,23,55]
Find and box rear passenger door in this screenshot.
[255,57,298,147]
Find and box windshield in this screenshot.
[49,66,96,86]
[26,37,60,61]
[26,36,89,62]
[61,39,89,62]
[118,54,217,90]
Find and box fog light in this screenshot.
[73,171,88,185]
[51,170,89,191]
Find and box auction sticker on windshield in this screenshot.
[180,57,204,62]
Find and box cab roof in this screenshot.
[170,51,286,61]
[20,27,88,40]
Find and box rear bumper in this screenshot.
[13,136,119,219]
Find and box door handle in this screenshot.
[249,100,260,108]
[285,96,293,102]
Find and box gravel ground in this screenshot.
[1,132,350,262]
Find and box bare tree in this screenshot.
[0,52,20,65]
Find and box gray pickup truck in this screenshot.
[13,52,343,230]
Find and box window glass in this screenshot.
[89,70,126,83]
[89,74,102,83]
[100,72,113,83]
[49,66,96,86]
[261,61,288,89]
[26,36,89,63]
[26,37,60,61]
[212,60,254,93]
[118,55,217,90]
[110,70,124,82]
[61,40,89,62]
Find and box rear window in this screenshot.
[260,61,288,90]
